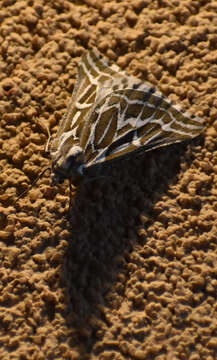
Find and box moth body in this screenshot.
[51,145,85,185]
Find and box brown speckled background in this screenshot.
[1,0,217,359]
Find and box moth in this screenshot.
[50,49,204,186]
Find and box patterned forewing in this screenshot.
[50,49,121,155]
[84,84,204,166]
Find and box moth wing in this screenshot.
[83,79,205,167]
[50,49,123,154]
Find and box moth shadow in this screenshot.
[61,137,203,351]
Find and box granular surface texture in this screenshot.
[0,1,217,359]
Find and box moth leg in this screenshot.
[69,178,74,211]
[83,174,113,184]
[67,179,79,218]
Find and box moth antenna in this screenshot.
[14,167,51,204]
[44,124,52,154]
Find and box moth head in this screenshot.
[51,145,85,185]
